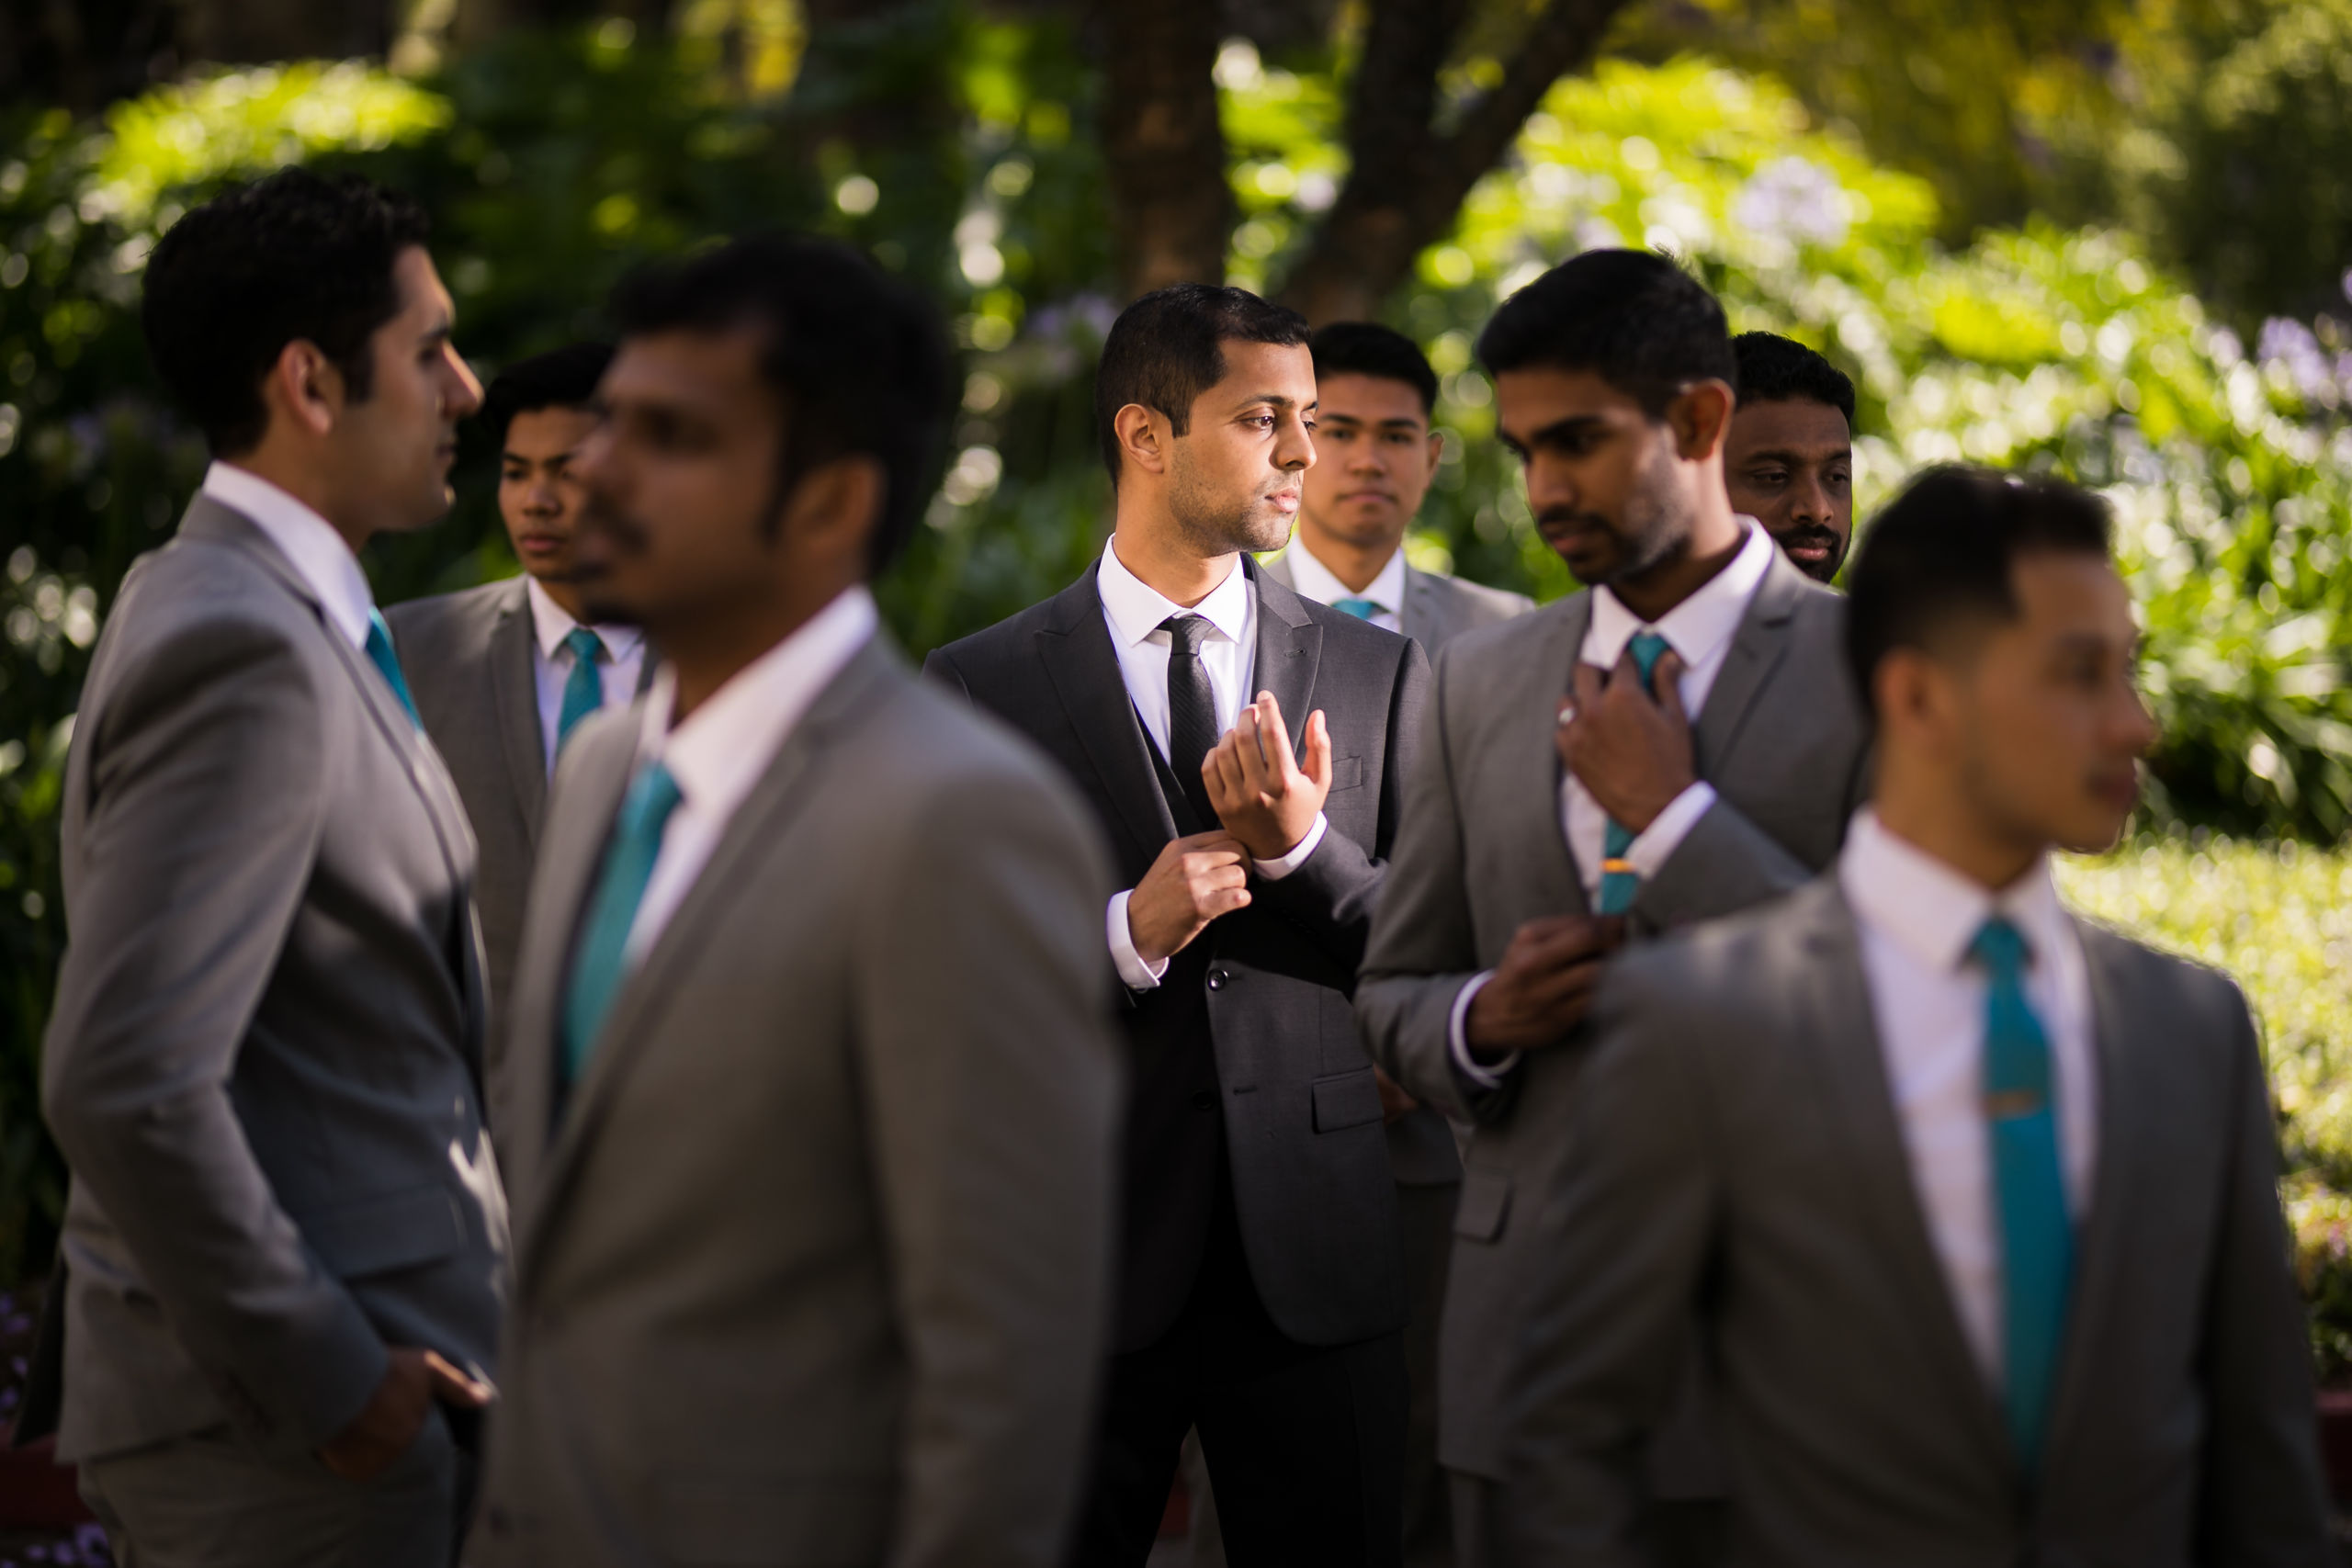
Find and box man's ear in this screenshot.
[261,339,345,440]
[1425,429,1443,469]
[1667,378,1735,464]
[776,453,885,565]
[1114,402,1170,479]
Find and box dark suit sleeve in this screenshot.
[40,615,390,1447]
[1251,636,1430,980]
[1503,954,1718,1566]
[2197,986,2335,1565]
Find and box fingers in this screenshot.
[1256,693,1302,783]
[423,1349,492,1406]
[1650,649,1690,724]
[1203,733,1250,813]
[1234,702,1277,796]
[1301,708,1331,788]
[1168,829,1248,863]
[1572,660,1605,714]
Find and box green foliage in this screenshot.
[2057,840,2352,1376]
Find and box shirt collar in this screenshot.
[525,574,644,662]
[1586,516,1776,670]
[1838,807,2071,976]
[635,585,877,818]
[199,461,376,649]
[1281,536,1408,616]
[1097,536,1253,650]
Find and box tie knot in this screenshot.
[1968,915,2031,981]
[1160,613,1209,657]
[1628,629,1670,681]
[1332,596,1382,621]
[564,626,606,666]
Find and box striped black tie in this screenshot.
[1161,613,1222,829]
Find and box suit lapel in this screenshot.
[1534,594,1594,914]
[1792,881,2011,1476]
[521,639,897,1269]
[1690,546,1808,775]
[1400,565,1439,648]
[488,579,548,842]
[1247,558,1322,750]
[1035,566,1178,863]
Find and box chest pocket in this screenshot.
[1328,755,1364,793]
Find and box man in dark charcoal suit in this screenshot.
[928,282,1429,1568]
[40,169,505,1566]
[1354,251,1871,1568]
[388,342,648,1089]
[1508,467,2335,1566]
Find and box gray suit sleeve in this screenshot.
[1503,956,1716,1566]
[1355,647,1494,1124]
[1634,729,1870,932]
[40,615,390,1446]
[859,761,1122,1568]
[2198,987,2335,1564]
[1251,637,1430,977]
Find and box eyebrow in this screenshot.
[1739,445,1851,465]
[1501,413,1610,454]
[1321,412,1426,431]
[418,317,454,346]
[1234,392,1316,413]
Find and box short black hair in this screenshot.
[1096,283,1312,484]
[482,342,615,447]
[141,168,432,457]
[608,233,949,576]
[1310,321,1438,416]
[1732,332,1856,425]
[1475,249,1734,419]
[1844,466,2114,716]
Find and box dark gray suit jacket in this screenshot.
[926,558,1429,1352]
[1507,877,2334,1567]
[1261,547,1534,1187]
[40,494,508,1465]
[472,635,1122,1568]
[1356,546,1870,1482]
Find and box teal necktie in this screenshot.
[1593,630,1671,915]
[1332,596,1382,620]
[560,761,684,1091]
[363,608,421,728]
[1969,915,2073,1473]
[556,626,607,757]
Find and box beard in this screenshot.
[1167,450,1295,557]
[1774,521,1847,582]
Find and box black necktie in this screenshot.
[1161,613,1221,829]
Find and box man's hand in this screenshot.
[318,1346,492,1482]
[1464,914,1626,1059]
[1374,1066,1419,1125]
[1126,831,1253,966]
[1557,648,1696,833]
[1203,693,1331,863]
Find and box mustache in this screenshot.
[577,490,649,552]
[1535,505,1608,533]
[1780,522,1842,548]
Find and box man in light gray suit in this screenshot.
[40,171,506,1565]
[388,342,648,1088]
[1250,320,1532,1567]
[1508,467,2334,1565]
[468,235,1121,1567]
[1355,252,1871,1568]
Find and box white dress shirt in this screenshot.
[622,585,877,962]
[1280,537,1408,636]
[1839,808,2098,1390]
[1451,518,1778,1084]
[200,461,375,649]
[525,576,647,772]
[1094,537,1326,990]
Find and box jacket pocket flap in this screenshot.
[301,1186,466,1280]
[1311,1068,1383,1133]
[1453,1164,1512,1241]
[1329,754,1364,792]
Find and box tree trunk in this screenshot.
[176,0,396,62]
[1280,0,1634,325]
[1097,0,1231,300]
[0,0,177,112]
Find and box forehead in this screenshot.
[390,245,451,321]
[1316,372,1428,426]
[2005,549,2133,636]
[604,326,775,418]
[1493,366,1645,438]
[1203,339,1317,405]
[503,404,598,457]
[1725,397,1849,459]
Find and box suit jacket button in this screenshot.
[1191,1090,1216,1111]
[1206,968,1229,990]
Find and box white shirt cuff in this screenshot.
[1446,970,1520,1089]
[1107,889,1169,990]
[1251,812,1329,881]
[1624,782,1718,880]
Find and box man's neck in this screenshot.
[530,571,592,625]
[659,576,852,724]
[1294,520,1398,596]
[1606,501,1744,625]
[1872,777,2044,893]
[1110,518,1237,607]
[222,450,368,556]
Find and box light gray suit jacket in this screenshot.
[40,494,508,1465]
[1261,547,1533,1187]
[469,635,1123,1568]
[1355,546,1870,1483]
[1506,877,2334,1567]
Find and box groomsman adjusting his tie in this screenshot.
[1355,250,1870,1568]
[929,283,1429,1568]
[1507,466,2334,1565]
[468,235,1123,1568]
[388,342,648,1089]
[40,169,506,1567]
